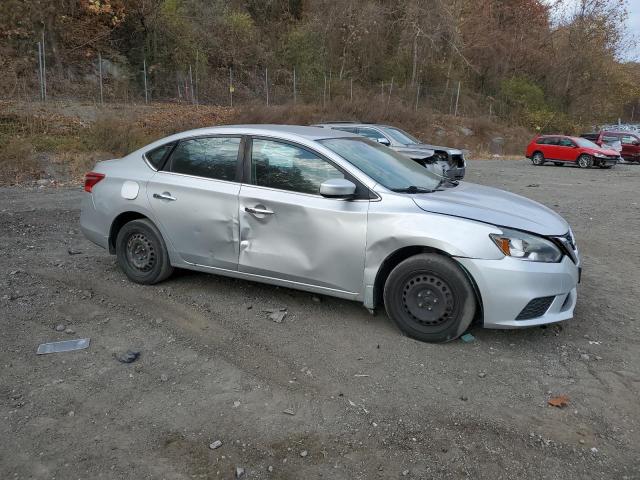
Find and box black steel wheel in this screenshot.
[116,219,173,284]
[383,253,476,343]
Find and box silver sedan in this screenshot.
[80,125,580,343]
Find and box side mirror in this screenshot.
[377,137,391,146]
[320,178,356,198]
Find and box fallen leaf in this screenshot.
[548,395,569,408]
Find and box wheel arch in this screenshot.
[108,211,152,254]
[373,245,484,325]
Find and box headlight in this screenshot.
[490,227,562,262]
[594,153,606,158]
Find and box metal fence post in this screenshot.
[41,31,47,101]
[189,65,194,104]
[323,74,327,108]
[143,59,149,104]
[229,67,233,107]
[98,52,104,105]
[37,42,44,101]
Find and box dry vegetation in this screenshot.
[0,99,532,186]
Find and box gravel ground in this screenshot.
[1,159,639,479]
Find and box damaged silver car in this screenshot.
[80,125,580,343]
[313,122,466,180]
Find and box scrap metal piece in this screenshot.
[37,338,90,355]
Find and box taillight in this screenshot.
[84,172,105,193]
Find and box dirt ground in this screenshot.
[1,159,639,479]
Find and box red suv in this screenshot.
[581,131,640,163]
[525,135,619,168]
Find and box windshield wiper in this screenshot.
[390,185,436,194]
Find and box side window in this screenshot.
[168,137,240,181]
[251,139,344,195]
[558,138,574,147]
[621,135,637,144]
[145,143,173,169]
[536,137,548,145]
[358,127,385,141]
[602,135,619,144]
[334,127,357,133]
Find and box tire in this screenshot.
[577,154,593,168]
[115,219,173,285]
[383,253,476,343]
[554,162,563,166]
[531,152,545,166]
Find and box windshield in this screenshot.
[318,137,440,191]
[575,138,601,149]
[379,127,420,145]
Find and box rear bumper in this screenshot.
[456,255,580,329]
[79,193,109,250]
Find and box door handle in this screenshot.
[153,192,177,201]
[245,206,274,215]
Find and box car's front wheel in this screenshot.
[383,253,476,343]
[532,152,545,166]
[116,219,173,284]
[577,154,593,168]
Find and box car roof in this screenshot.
[171,124,360,141]
[313,122,394,129]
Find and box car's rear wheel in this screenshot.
[383,253,476,343]
[554,162,563,166]
[577,154,593,168]
[532,152,545,166]
[116,219,173,284]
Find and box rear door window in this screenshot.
[167,137,241,181]
[145,143,173,170]
[558,138,574,147]
[620,134,638,145]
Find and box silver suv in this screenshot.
[80,125,579,343]
[313,122,466,180]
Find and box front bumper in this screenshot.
[456,255,580,329]
[593,156,618,166]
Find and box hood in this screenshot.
[411,143,463,155]
[585,147,619,156]
[394,146,436,161]
[411,182,569,236]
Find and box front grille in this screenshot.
[450,154,465,167]
[516,296,555,320]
